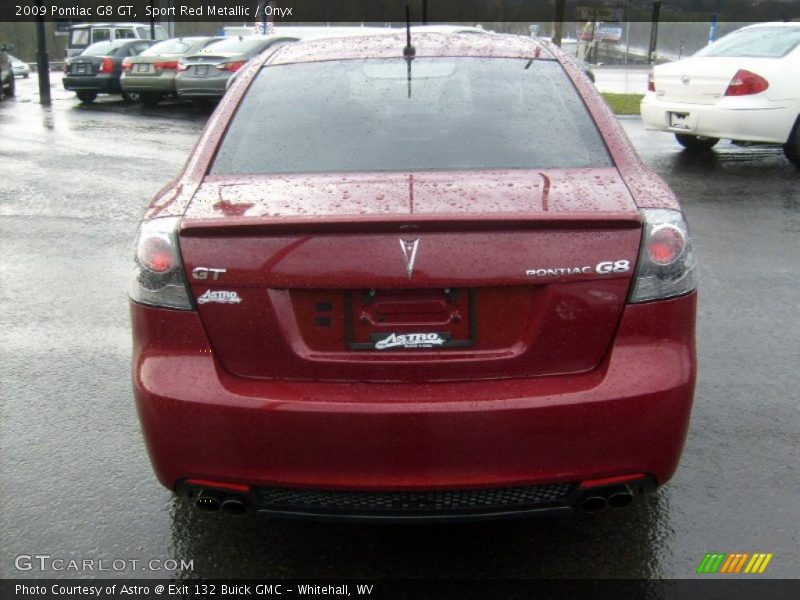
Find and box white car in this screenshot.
[641,22,800,167]
[9,55,30,78]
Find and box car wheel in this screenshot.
[675,133,719,150]
[76,91,97,104]
[7,74,15,97]
[121,91,140,102]
[139,93,163,107]
[782,117,800,169]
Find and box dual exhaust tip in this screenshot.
[579,487,635,513]
[181,479,252,516]
[195,492,249,515]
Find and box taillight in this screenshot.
[121,57,133,73]
[629,209,697,303]
[647,225,685,265]
[130,217,192,310]
[724,69,768,96]
[647,68,655,92]
[154,60,179,71]
[63,62,70,74]
[177,61,189,71]
[216,60,246,72]
[140,235,175,272]
[99,57,113,74]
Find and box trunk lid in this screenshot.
[179,169,642,382]
[653,56,772,105]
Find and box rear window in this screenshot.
[130,42,153,56]
[82,41,114,56]
[200,37,265,54]
[115,28,136,40]
[211,57,611,176]
[136,26,168,40]
[141,38,198,56]
[695,26,800,58]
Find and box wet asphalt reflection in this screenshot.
[1,74,797,580]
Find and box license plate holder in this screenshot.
[194,65,209,76]
[135,63,151,73]
[669,112,691,130]
[345,288,475,351]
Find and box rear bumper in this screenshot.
[176,475,657,522]
[175,75,229,99]
[63,75,120,93]
[120,73,177,94]
[132,292,696,499]
[641,93,796,144]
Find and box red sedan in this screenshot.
[130,32,697,521]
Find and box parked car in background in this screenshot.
[0,43,14,99]
[64,40,155,104]
[67,22,167,58]
[121,36,223,106]
[132,33,697,521]
[175,35,298,103]
[9,55,30,78]
[641,21,800,167]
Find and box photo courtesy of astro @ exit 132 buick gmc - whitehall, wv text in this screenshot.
[130,31,697,522]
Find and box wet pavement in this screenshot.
[1,74,798,580]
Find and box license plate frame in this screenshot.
[669,112,691,130]
[135,63,152,73]
[345,288,476,351]
[194,65,209,76]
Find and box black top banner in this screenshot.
[1,0,799,23]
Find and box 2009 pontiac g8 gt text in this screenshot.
[131,33,697,521]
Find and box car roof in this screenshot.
[740,21,800,30]
[268,32,553,66]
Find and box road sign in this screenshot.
[576,6,624,22]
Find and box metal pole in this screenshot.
[422,0,427,25]
[552,0,565,47]
[35,0,50,105]
[150,0,156,39]
[624,0,631,67]
[648,0,661,65]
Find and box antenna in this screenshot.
[403,4,415,99]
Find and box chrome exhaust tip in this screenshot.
[195,494,222,512]
[580,495,608,513]
[607,491,634,508]
[221,498,248,515]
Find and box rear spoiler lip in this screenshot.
[179,212,643,237]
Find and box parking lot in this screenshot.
[1,73,798,580]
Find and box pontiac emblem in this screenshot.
[399,238,420,279]
[681,74,690,85]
